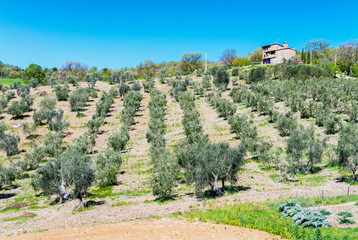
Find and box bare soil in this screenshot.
[3,218,284,240]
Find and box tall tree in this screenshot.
[220,49,238,65]
[304,39,330,62]
[22,64,45,81]
[301,48,306,63]
[248,48,263,63]
[180,52,203,74]
[337,40,358,76]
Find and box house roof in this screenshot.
[262,43,283,48]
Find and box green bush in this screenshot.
[69,88,90,112]
[213,67,230,90]
[54,84,69,101]
[108,126,130,151]
[96,149,122,187]
[248,67,266,83]
[232,67,240,76]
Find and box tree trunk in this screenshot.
[213,174,218,192]
[76,193,84,210]
[349,59,354,76]
[59,178,67,203]
[221,179,225,192]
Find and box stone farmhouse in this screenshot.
[262,42,296,64]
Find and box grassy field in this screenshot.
[0,78,23,85]
[185,200,358,240]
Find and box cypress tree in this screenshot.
[301,48,305,63]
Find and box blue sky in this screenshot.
[0,0,357,69]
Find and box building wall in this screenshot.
[275,49,296,63]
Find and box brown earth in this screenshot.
[3,218,284,240]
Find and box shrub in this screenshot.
[232,67,240,76]
[208,94,236,119]
[54,84,69,101]
[151,151,179,200]
[0,134,20,156]
[0,164,17,189]
[87,116,104,133]
[40,97,57,110]
[119,83,130,97]
[337,211,355,225]
[29,78,39,88]
[65,75,79,86]
[202,75,212,89]
[143,77,155,92]
[213,67,230,90]
[19,143,45,171]
[108,126,130,151]
[177,141,246,197]
[43,132,63,157]
[324,113,341,134]
[336,123,358,181]
[131,82,142,91]
[276,112,298,136]
[69,88,90,112]
[7,98,31,118]
[248,67,266,83]
[96,149,122,187]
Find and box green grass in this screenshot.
[298,194,358,207]
[87,186,151,199]
[4,212,37,224]
[303,175,325,186]
[269,173,279,181]
[0,78,23,85]
[185,201,358,240]
[112,201,132,207]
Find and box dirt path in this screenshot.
[4,218,284,240]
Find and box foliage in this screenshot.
[54,84,69,101]
[179,92,208,144]
[337,211,356,225]
[248,67,266,83]
[120,91,142,127]
[336,123,358,181]
[119,83,130,97]
[208,93,236,119]
[0,134,20,156]
[108,126,130,151]
[7,96,32,118]
[69,88,90,112]
[177,141,246,197]
[213,67,230,90]
[151,150,179,200]
[96,149,122,187]
[131,81,142,91]
[201,75,212,89]
[277,200,330,228]
[180,52,203,74]
[0,164,17,189]
[23,63,45,81]
[276,112,298,136]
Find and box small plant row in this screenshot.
[87,87,118,134]
[207,92,236,119]
[178,91,208,144]
[146,89,179,200]
[277,200,331,228]
[177,91,247,198]
[229,85,274,115]
[0,90,15,114]
[107,89,142,154]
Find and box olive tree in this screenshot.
[96,149,122,187]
